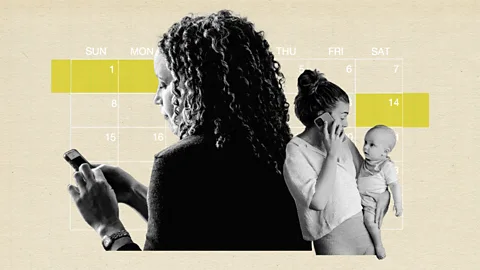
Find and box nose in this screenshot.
[153,91,162,105]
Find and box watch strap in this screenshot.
[102,230,131,251]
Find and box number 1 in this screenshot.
[110,65,114,73]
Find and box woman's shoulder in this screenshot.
[154,135,207,159]
[149,135,213,183]
[286,135,306,149]
[286,135,327,158]
[152,134,249,166]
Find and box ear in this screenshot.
[384,147,391,154]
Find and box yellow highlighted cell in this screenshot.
[356,94,403,127]
[71,60,118,93]
[119,60,157,93]
[51,60,70,93]
[403,93,429,127]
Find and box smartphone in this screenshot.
[314,112,346,141]
[314,112,335,130]
[63,149,92,171]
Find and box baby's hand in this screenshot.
[394,205,403,217]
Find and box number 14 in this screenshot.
[389,98,399,106]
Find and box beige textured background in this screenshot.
[1,0,479,269]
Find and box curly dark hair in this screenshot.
[294,69,350,127]
[157,10,292,175]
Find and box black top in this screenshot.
[118,134,311,251]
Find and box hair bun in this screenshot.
[297,69,328,95]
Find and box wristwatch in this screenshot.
[102,230,130,251]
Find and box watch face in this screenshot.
[103,237,112,249]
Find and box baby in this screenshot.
[357,125,403,260]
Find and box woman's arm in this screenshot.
[93,164,149,221]
[310,122,346,211]
[98,220,141,251]
[127,182,148,221]
[101,156,171,251]
[309,154,337,211]
[67,164,144,251]
[366,189,391,228]
[346,137,364,176]
[143,154,177,250]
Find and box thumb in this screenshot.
[67,184,80,201]
[90,163,102,168]
[92,167,107,182]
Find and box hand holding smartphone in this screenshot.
[314,112,335,130]
[63,149,92,171]
[314,112,346,141]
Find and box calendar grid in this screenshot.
[70,126,165,129]
[68,93,155,95]
[62,57,405,61]
[67,57,405,231]
[69,59,72,231]
[277,58,405,61]
[354,59,357,146]
[401,58,404,229]
[88,160,155,163]
[117,60,120,167]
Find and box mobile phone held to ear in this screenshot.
[314,112,335,130]
[63,149,92,171]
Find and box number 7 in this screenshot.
[394,65,399,73]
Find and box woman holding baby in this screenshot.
[283,69,390,257]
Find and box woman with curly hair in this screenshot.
[67,10,312,251]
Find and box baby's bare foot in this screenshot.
[375,246,386,260]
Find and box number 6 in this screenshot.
[346,65,352,73]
